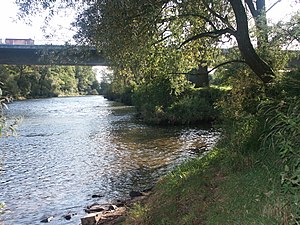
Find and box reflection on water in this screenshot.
[0,96,218,225]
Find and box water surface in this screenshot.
[0,96,218,225]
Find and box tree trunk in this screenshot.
[255,0,268,48]
[245,0,268,48]
[229,0,274,84]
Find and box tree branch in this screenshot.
[202,1,233,29]
[179,14,218,30]
[245,0,258,17]
[159,14,218,31]
[178,28,235,48]
[266,0,282,13]
[207,60,246,73]
[168,60,247,76]
[151,34,172,46]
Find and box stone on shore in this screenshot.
[81,212,101,225]
[62,212,77,220]
[91,194,104,198]
[129,191,144,198]
[40,216,54,223]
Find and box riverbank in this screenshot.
[120,146,291,225]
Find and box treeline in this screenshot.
[0,65,100,99]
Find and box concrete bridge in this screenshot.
[0,44,107,66]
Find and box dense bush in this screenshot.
[216,68,300,224]
[100,80,134,105]
[165,87,225,124]
[131,73,226,124]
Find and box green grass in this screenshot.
[207,150,288,225]
[123,147,292,225]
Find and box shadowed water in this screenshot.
[0,96,218,225]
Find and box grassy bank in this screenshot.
[123,146,292,225]
[121,70,300,224]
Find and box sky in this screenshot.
[0,0,77,45]
[0,0,299,45]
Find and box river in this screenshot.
[0,96,218,225]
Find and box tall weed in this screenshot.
[258,69,300,223]
[259,98,300,223]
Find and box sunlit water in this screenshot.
[0,96,218,225]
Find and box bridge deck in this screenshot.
[0,44,107,66]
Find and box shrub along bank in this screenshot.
[100,75,228,125]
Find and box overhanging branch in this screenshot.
[207,60,246,73]
[159,14,218,31]
[178,28,235,48]
[168,60,247,76]
[202,1,233,28]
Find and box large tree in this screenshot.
[16,0,296,84]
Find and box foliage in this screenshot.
[212,68,300,224]
[257,69,300,223]
[259,98,300,223]
[131,73,226,124]
[132,74,189,122]
[0,84,14,137]
[215,67,265,157]
[0,65,100,99]
[165,87,225,124]
[19,0,289,83]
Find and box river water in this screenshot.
[0,96,218,225]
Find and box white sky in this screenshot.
[0,0,77,44]
[0,0,299,45]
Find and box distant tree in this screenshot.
[75,66,100,95]
[0,65,99,98]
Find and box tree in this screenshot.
[17,0,289,84]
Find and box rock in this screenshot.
[87,202,100,208]
[96,207,127,225]
[129,187,153,198]
[63,214,72,220]
[84,205,106,213]
[129,191,144,198]
[91,194,104,198]
[84,204,116,213]
[108,205,117,211]
[40,216,54,223]
[81,212,101,225]
[62,212,76,220]
[114,199,126,207]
